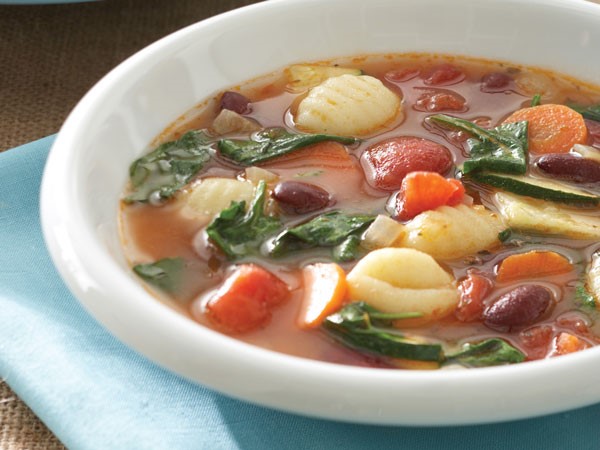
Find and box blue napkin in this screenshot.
[1,135,599,450]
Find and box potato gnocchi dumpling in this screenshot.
[397,204,504,260]
[295,74,401,136]
[186,178,254,216]
[346,248,459,321]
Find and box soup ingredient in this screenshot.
[480,72,512,92]
[218,127,357,166]
[211,109,261,135]
[244,166,278,184]
[536,153,600,183]
[447,338,525,367]
[568,103,600,122]
[503,104,587,154]
[494,192,600,239]
[414,89,466,112]
[272,181,331,214]
[484,284,553,330]
[362,136,453,191]
[496,250,573,282]
[133,257,184,294]
[206,264,290,333]
[469,172,600,205]
[269,211,374,261]
[423,63,464,86]
[553,332,589,355]
[429,114,528,175]
[586,252,600,307]
[361,214,405,250]
[455,271,493,322]
[284,64,362,92]
[571,144,600,163]
[206,181,280,259]
[322,302,443,363]
[297,262,347,329]
[346,248,458,321]
[295,74,401,136]
[186,178,254,216]
[127,130,212,203]
[397,204,504,260]
[219,91,252,115]
[394,171,465,220]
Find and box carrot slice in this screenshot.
[395,171,465,221]
[554,332,589,355]
[503,104,587,154]
[496,250,573,283]
[297,262,348,329]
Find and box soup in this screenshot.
[120,54,600,369]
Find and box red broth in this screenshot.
[120,54,600,369]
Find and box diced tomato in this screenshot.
[553,332,590,356]
[206,264,290,333]
[362,136,453,191]
[385,68,420,83]
[415,89,466,112]
[520,325,553,360]
[394,171,465,221]
[586,119,600,145]
[455,270,493,322]
[423,63,465,86]
[480,72,513,92]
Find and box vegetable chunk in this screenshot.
[496,250,573,282]
[295,74,401,136]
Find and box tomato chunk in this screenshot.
[455,270,493,322]
[362,136,452,191]
[423,63,464,86]
[415,89,466,112]
[553,332,590,356]
[206,264,290,333]
[394,171,465,221]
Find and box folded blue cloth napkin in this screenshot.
[1,135,599,450]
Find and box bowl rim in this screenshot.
[40,0,600,425]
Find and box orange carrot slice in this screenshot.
[297,262,347,329]
[496,250,573,283]
[395,171,465,221]
[554,332,589,355]
[503,104,587,154]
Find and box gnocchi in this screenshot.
[186,178,254,216]
[295,74,401,136]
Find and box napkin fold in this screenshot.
[1,136,599,450]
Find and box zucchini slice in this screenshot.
[494,192,600,239]
[470,172,600,205]
[285,64,362,92]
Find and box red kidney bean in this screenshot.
[272,181,331,214]
[219,91,252,115]
[480,72,512,92]
[484,285,553,330]
[362,136,453,191]
[536,153,600,183]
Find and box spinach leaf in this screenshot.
[430,114,528,175]
[218,127,358,166]
[568,104,600,122]
[575,284,596,309]
[206,180,281,259]
[447,338,525,367]
[323,302,444,362]
[133,257,184,293]
[530,94,542,107]
[126,130,212,203]
[268,211,375,261]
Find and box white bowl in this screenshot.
[41,0,600,425]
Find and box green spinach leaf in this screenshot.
[206,180,281,259]
[126,130,212,203]
[530,94,542,107]
[133,257,185,293]
[323,302,443,362]
[268,211,375,261]
[447,338,525,367]
[568,104,600,122]
[218,127,358,166]
[430,114,528,175]
[575,284,596,309]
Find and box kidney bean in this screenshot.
[272,181,331,214]
[484,284,553,330]
[480,72,512,92]
[536,153,600,183]
[219,91,252,115]
[362,136,453,191]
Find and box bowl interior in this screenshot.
[41,0,600,425]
